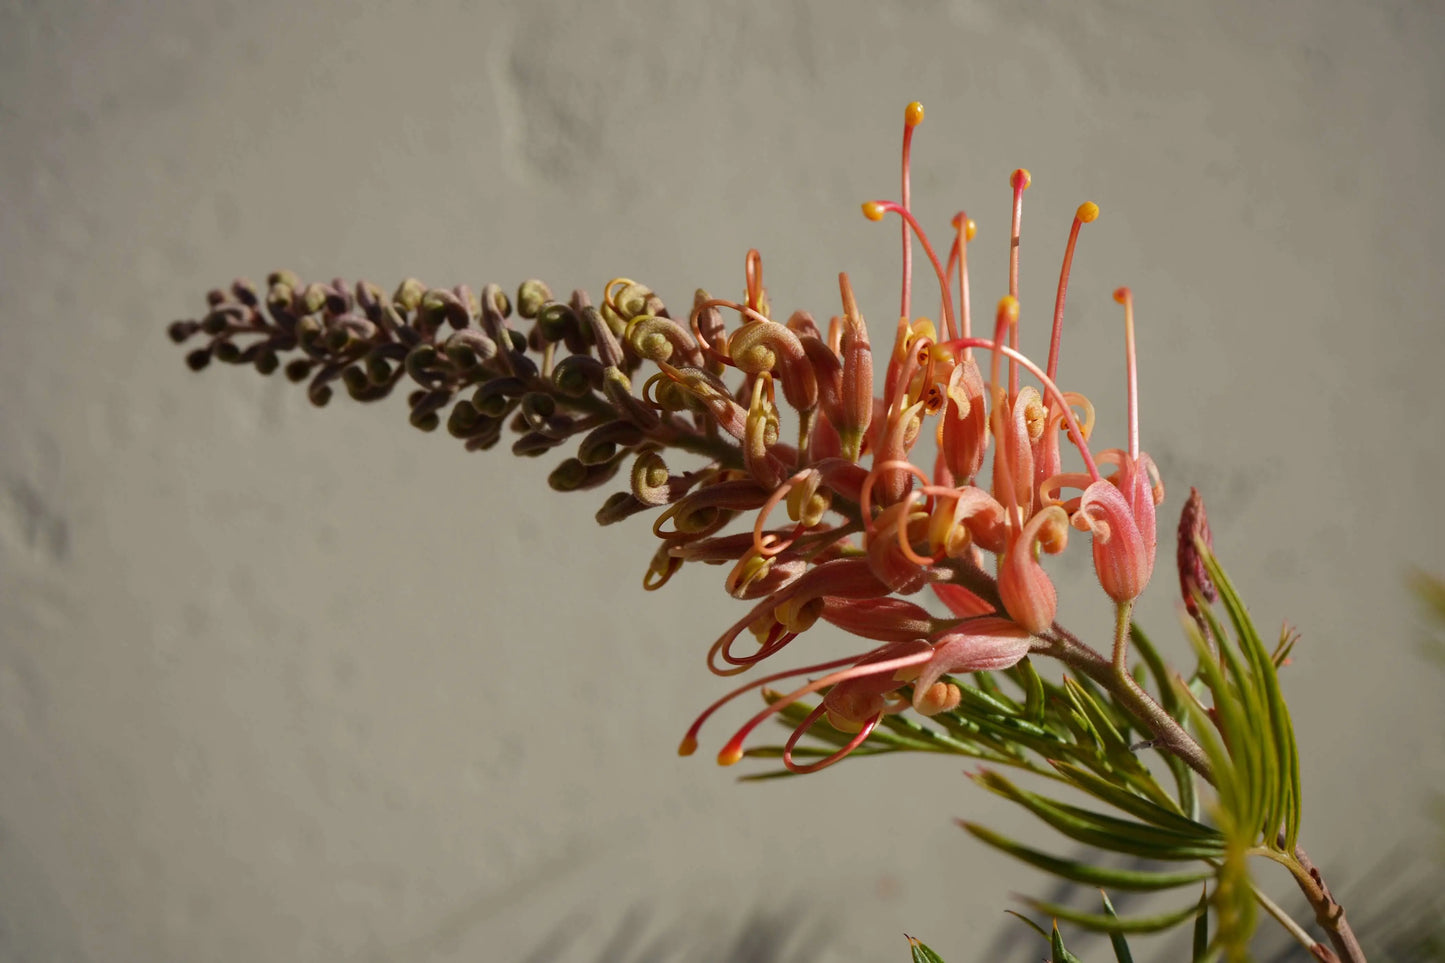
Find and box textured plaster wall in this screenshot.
[2,1,1444,961]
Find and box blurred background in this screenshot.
[3,1,1444,960]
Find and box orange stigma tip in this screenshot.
[965,217,977,241]
[904,102,925,127]
[1113,286,1132,303]
[862,201,886,221]
[1011,169,1032,191]
[997,295,1020,321]
[717,746,744,766]
[677,736,698,757]
[1077,201,1100,223]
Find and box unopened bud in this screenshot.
[1177,486,1217,617]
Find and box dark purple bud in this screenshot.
[231,278,260,307]
[185,348,212,371]
[446,400,481,437]
[1177,486,1218,618]
[168,320,199,344]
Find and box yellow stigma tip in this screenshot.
[1113,286,1132,304]
[997,295,1020,322]
[678,736,698,757]
[1077,201,1099,223]
[862,201,886,221]
[717,747,743,766]
[1011,168,1031,191]
[950,214,978,241]
[905,101,925,127]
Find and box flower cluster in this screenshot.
[169,101,1163,776]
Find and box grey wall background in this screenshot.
[3,1,1444,961]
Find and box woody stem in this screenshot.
[1285,843,1368,963]
[1037,609,1213,780]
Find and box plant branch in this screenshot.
[1037,621,1214,780]
[1287,843,1367,963]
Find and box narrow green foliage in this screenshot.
[1046,762,1198,832]
[1051,921,1084,963]
[906,935,948,963]
[1197,544,1302,850]
[1191,887,1212,962]
[1099,891,1136,963]
[972,770,1227,861]
[960,822,1211,891]
[1005,909,1051,941]
[1023,895,1207,935]
[1016,656,1048,724]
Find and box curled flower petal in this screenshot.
[911,617,1035,713]
[1075,468,1154,603]
[997,505,1069,633]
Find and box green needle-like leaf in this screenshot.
[1051,921,1084,963]
[1192,887,1211,962]
[1017,656,1048,724]
[961,821,1212,891]
[1004,909,1051,942]
[1100,891,1136,963]
[1023,895,1207,934]
[1048,762,1199,832]
[906,934,948,963]
[973,771,1226,860]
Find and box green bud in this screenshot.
[266,282,294,316]
[517,280,552,319]
[548,457,589,491]
[324,328,354,353]
[231,279,260,307]
[446,400,481,437]
[536,302,574,343]
[410,409,440,432]
[300,282,329,315]
[308,382,333,407]
[341,366,370,397]
[404,344,440,384]
[552,355,602,398]
[213,341,241,363]
[595,491,647,526]
[519,391,556,425]
[472,377,525,416]
[393,278,426,313]
[295,315,323,349]
[512,431,559,457]
[365,354,393,385]
[487,284,511,319]
[266,269,301,290]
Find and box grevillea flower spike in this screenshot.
[166,97,1372,961]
